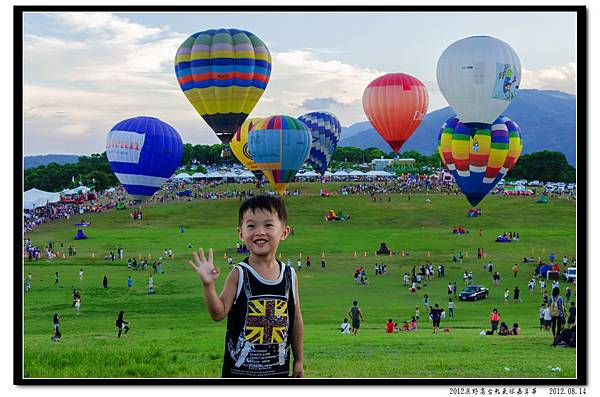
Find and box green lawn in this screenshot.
[22,183,577,378]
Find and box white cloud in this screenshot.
[521,63,576,94]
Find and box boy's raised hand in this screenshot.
[188,248,220,286]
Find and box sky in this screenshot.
[21,10,578,156]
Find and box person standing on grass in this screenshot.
[25,275,31,292]
[187,195,304,378]
[448,298,455,319]
[490,308,500,334]
[513,263,518,278]
[103,275,108,289]
[567,301,576,328]
[348,300,365,336]
[504,288,510,304]
[549,287,565,339]
[79,268,84,281]
[51,313,61,342]
[539,304,546,331]
[54,271,59,286]
[565,286,572,303]
[116,311,129,338]
[321,257,326,270]
[127,275,133,292]
[513,286,521,303]
[430,303,442,333]
[453,282,458,298]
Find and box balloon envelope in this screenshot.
[174,28,272,144]
[436,36,521,126]
[438,115,522,207]
[297,111,342,175]
[230,117,264,180]
[248,115,311,195]
[106,116,183,200]
[362,73,429,153]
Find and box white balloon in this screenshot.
[436,36,521,125]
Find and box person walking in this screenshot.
[549,287,566,340]
[51,313,61,342]
[116,311,130,338]
[513,263,518,278]
[348,301,365,336]
[513,286,521,303]
[430,303,442,333]
[127,275,133,292]
[103,275,108,289]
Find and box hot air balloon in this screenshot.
[438,115,523,207]
[297,111,342,175]
[437,36,521,127]
[106,116,183,200]
[230,117,264,181]
[248,115,311,195]
[362,73,429,153]
[174,28,272,144]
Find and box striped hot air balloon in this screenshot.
[362,73,429,153]
[248,115,311,195]
[106,116,183,200]
[438,115,522,207]
[297,111,342,175]
[174,28,272,144]
[230,117,264,181]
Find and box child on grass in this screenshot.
[188,195,304,378]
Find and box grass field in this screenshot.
[22,182,577,378]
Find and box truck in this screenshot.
[563,267,576,282]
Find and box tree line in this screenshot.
[24,144,575,192]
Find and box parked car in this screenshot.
[563,267,577,282]
[459,285,489,301]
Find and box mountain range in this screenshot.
[339,89,576,166]
[24,154,81,169]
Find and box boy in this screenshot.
[188,195,304,378]
[539,303,546,331]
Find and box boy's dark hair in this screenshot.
[238,195,288,226]
[353,300,358,306]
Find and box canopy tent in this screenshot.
[332,170,351,176]
[365,170,395,177]
[24,188,61,210]
[236,171,255,179]
[62,186,92,195]
[323,171,333,177]
[191,172,207,179]
[299,171,319,177]
[172,173,192,182]
[349,170,366,176]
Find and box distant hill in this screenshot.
[24,154,81,169]
[339,89,577,166]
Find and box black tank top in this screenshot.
[222,259,296,378]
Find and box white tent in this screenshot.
[349,170,366,176]
[191,172,207,179]
[323,171,333,177]
[173,173,192,181]
[237,171,255,179]
[299,171,318,177]
[332,170,350,176]
[24,188,61,210]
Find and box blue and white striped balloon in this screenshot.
[297,111,342,175]
[106,116,183,200]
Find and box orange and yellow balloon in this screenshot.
[230,118,264,180]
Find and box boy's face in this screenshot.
[238,208,289,257]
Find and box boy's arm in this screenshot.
[188,248,238,321]
[291,275,304,378]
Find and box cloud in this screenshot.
[521,63,576,94]
[299,97,344,110]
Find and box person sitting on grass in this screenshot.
[510,323,521,335]
[386,319,394,333]
[498,322,510,336]
[410,317,417,331]
[341,318,351,335]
